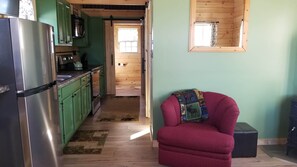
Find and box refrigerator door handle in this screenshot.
[0,85,10,94]
[17,81,56,97]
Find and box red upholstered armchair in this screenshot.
[157,92,240,167]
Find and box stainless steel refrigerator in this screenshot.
[0,18,61,167]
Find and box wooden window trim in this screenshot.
[189,0,250,52]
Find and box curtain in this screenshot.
[19,0,35,20]
[210,22,217,47]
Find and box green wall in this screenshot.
[152,0,297,139]
[78,17,106,96]
[79,17,105,66]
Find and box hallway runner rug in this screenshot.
[97,96,140,122]
[63,130,108,154]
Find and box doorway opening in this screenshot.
[114,24,142,97]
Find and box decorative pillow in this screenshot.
[172,89,208,123]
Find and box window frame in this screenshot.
[189,0,250,52]
[114,25,141,54]
[117,27,139,53]
[19,0,37,21]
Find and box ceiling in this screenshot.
[66,0,147,18]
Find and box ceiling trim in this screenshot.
[81,9,145,17]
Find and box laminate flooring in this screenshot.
[63,96,297,167]
[116,85,141,97]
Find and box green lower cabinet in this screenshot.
[61,95,74,144]
[81,85,87,119]
[73,89,82,130]
[58,74,92,146]
[81,83,92,119]
[86,83,92,115]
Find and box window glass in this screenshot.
[19,0,35,20]
[118,28,138,53]
[194,23,212,47]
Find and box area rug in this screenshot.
[63,130,108,154]
[97,96,140,122]
[260,145,297,164]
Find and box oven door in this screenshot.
[91,69,100,98]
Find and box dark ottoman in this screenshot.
[232,122,258,158]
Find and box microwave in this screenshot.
[71,15,85,38]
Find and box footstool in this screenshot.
[232,122,258,158]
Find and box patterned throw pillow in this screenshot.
[172,89,208,123]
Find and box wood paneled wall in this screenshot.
[195,0,245,47]
[196,0,234,46]
[114,25,141,88]
[233,0,244,46]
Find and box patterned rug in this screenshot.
[63,130,108,154]
[97,96,140,122]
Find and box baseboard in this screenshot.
[153,138,287,147]
[153,140,159,148]
[257,138,287,145]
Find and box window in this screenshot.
[118,28,138,53]
[194,22,217,47]
[19,0,35,20]
[189,0,250,52]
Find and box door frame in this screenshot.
[104,0,152,119]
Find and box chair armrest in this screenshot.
[214,97,240,136]
[160,95,181,126]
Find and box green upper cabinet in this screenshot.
[73,12,89,47]
[36,0,72,45]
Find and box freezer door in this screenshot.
[18,85,61,167]
[0,18,24,167]
[10,18,56,92]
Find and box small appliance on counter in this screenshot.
[56,52,83,71]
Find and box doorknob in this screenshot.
[0,85,10,94]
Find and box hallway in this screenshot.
[63,96,162,167]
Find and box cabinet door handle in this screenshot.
[111,54,114,66]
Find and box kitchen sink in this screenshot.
[56,74,73,81]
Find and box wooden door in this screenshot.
[145,1,152,118]
[114,24,141,96]
[105,21,116,95]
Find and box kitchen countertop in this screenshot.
[56,65,103,88]
[57,71,90,88]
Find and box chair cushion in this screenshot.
[157,123,234,154]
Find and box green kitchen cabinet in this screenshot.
[72,89,82,130]
[59,79,80,145]
[81,75,92,119]
[81,84,87,118]
[57,0,72,44]
[58,73,92,146]
[36,0,72,45]
[60,95,74,145]
[86,83,92,114]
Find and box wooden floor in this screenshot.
[116,85,141,97]
[63,96,297,167]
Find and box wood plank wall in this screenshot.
[196,0,245,47]
[196,0,234,47]
[114,25,141,88]
[233,0,244,46]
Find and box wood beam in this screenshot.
[81,9,145,18]
[66,0,147,5]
